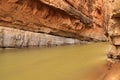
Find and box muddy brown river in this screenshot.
[0,42,110,80]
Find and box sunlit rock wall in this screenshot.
[0,0,107,47]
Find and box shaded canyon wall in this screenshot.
[0,0,108,47]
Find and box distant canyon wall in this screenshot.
[0,0,108,47]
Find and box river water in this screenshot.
[0,42,110,80]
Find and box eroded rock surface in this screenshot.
[0,26,83,48]
[0,0,107,44]
[108,0,120,61]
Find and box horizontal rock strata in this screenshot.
[0,0,107,43]
[0,26,83,48]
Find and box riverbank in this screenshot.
[87,61,118,80]
[103,62,120,80]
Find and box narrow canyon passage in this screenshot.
[1,0,120,80]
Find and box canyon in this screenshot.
[0,0,108,48]
[1,0,120,80]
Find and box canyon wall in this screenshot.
[108,0,120,61]
[0,0,107,47]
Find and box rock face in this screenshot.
[0,0,108,47]
[107,0,120,61]
[0,26,83,48]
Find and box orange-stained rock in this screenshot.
[0,0,107,45]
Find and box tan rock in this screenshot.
[108,0,120,60]
[112,36,120,45]
[0,27,3,47]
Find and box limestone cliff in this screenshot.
[0,26,83,48]
[0,0,107,47]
